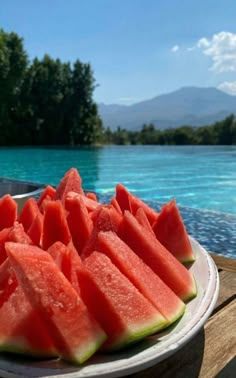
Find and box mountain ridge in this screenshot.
[98,87,236,130]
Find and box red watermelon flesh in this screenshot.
[86,192,98,201]
[42,201,71,250]
[27,212,43,246]
[47,241,70,274]
[93,205,123,231]
[97,231,186,325]
[118,211,197,302]
[0,286,57,357]
[0,222,32,265]
[65,242,82,294]
[65,195,93,254]
[6,242,106,364]
[0,195,17,231]
[66,192,100,213]
[47,241,81,294]
[116,184,158,225]
[37,185,56,210]
[115,183,131,212]
[8,222,32,245]
[135,208,156,237]
[0,228,11,265]
[152,200,195,263]
[54,168,84,205]
[18,197,40,232]
[0,259,18,307]
[110,197,123,214]
[81,205,123,260]
[0,257,57,357]
[129,194,158,225]
[78,251,167,351]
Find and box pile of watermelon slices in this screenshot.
[0,168,197,365]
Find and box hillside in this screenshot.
[98,87,236,130]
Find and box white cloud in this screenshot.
[218,81,236,95]
[197,37,210,49]
[187,46,196,52]
[196,31,236,73]
[171,45,179,53]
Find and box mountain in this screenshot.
[98,87,236,131]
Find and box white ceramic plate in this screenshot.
[0,237,219,378]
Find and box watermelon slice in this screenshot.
[65,242,82,294]
[6,242,106,364]
[0,228,11,265]
[0,258,57,357]
[0,222,32,265]
[86,192,98,201]
[8,222,32,245]
[129,195,158,225]
[27,212,43,246]
[0,259,18,307]
[65,195,93,253]
[116,184,158,225]
[78,251,167,351]
[47,241,70,274]
[0,195,17,231]
[115,184,131,212]
[81,205,123,259]
[37,185,56,211]
[152,199,195,263]
[110,197,122,214]
[135,207,156,237]
[42,201,71,250]
[66,192,100,213]
[97,231,186,325]
[55,168,84,205]
[47,241,81,294]
[118,211,197,302]
[18,197,40,232]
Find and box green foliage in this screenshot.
[0,29,103,146]
[0,29,28,144]
[103,116,236,146]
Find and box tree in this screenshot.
[112,126,129,145]
[214,114,235,145]
[171,126,195,145]
[20,56,68,144]
[140,123,161,144]
[0,29,28,144]
[68,61,103,145]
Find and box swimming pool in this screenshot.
[0,145,235,258]
[0,145,235,214]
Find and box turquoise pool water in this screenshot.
[0,145,235,214]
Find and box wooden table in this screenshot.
[131,253,236,378]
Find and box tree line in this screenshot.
[103,114,236,145]
[0,29,103,146]
[1,28,236,146]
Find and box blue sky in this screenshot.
[1,0,236,104]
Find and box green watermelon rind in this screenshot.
[165,301,186,326]
[181,274,198,303]
[0,340,57,358]
[179,254,196,264]
[72,333,107,364]
[0,322,106,366]
[102,314,167,352]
